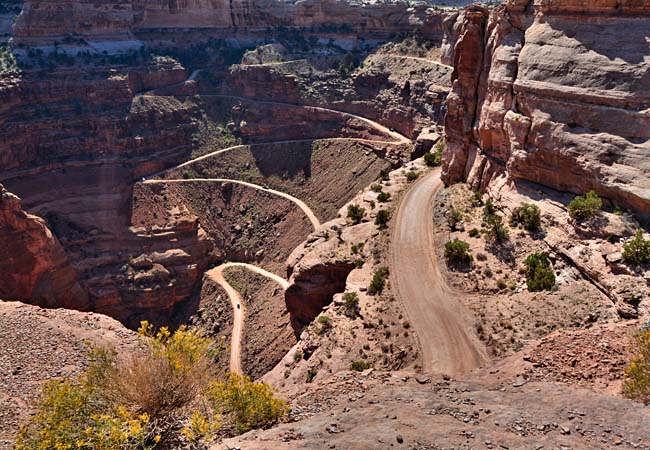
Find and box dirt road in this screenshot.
[390,169,487,375]
[207,263,289,375]
[143,177,321,230]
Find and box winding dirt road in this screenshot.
[201,95,411,145]
[206,263,289,375]
[143,177,321,230]
[390,169,487,376]
[383,54,453,69]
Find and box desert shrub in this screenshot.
[14,379,151,450]
[444,239,472,264]
[523,252,556,292]
[447,208,463,231]
[342,292,360,317]
[351,242,364,254]
[568,190,602,221]
[208,374,289,434]
[496,278,507,290]
[16,322,221,449]
[623,325,650,404]
[406,171,419,182]
[623,229,650,266]
[368,267,389,295]
[350,360,372,372]
[371,183,383,192]
[471,190,483,207]
[375,209,390,228]
[306,368,318,383]
[468,228,480,238]
[424,149,442,167]
[316,315,331,333]
[16,322,288,448]
[511,202,541,231]
[378,168,390,180]
[483,198,497,221]
[377,191,391,203]
[485,214,509,244]
[347,204,366,224]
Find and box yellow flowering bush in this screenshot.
[14,322,288,449]
[14,380,150,450]
[208,374,290,434]
[623,326,650,403]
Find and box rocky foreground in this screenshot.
[221,370,650,449]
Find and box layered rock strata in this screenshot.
[12,0,458,45]
[0,184,87,309]
[442,0,650,217]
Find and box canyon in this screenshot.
[1,0,650,448]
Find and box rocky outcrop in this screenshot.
[442,0,650,217]
[285,254,355,333]
[0,184,87,309]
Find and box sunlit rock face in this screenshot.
[442,0,650,217]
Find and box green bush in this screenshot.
[444,239,472,264]
[623,326,650,404]
[523,252,556,291]
[342,292,360,318]
[468,228,480,238]
[568,190,602,221]
[424,150,441,167]
[378,169,390,180]
[471,190,483,207]
[316,315,331,333]
[483,198,497,221]
[350,360,372,372]
[371,183,383,193]
[377,191,391,203]
[375,209,390,228]
[511,202,541,231]
[485,214,509,243]
[623,230,650,266]
[447,208,463,231]
[406,171,419,182]
[368,267,389,295]
[347,204,366,224]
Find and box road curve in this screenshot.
[151,136,403,179]
[207,263,289,375]
[389,169,487,376]
[382,54,453,69]
[143,177,321,230]
[198,95,411,145]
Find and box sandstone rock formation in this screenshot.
[0,184,87,309]
[12,0,457,46]
[442,0,650,217]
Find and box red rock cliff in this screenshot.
[443,0,650,217]
[0,184,88,309]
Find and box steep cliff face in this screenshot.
[0,184,88,309]
[443,0,650,217]
[12,0,454,45]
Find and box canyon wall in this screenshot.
[442,0,650,217]
[12,0,457,46]
[0,184,88,309]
